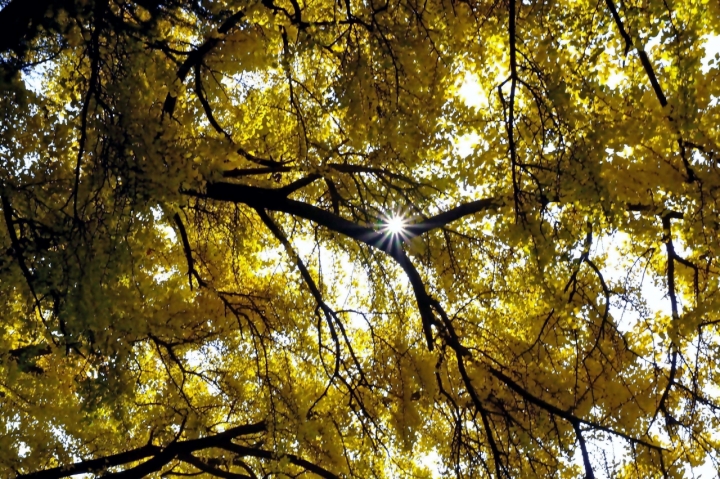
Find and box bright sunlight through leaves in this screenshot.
[382,213,408,236]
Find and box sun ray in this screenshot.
[385,214,406,235]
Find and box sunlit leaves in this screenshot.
[0,0,720,477]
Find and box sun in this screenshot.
[382,213,407,236]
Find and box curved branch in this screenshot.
[219,443,340,479]
[17,422,267,479]
[1,195,48,325]
[487,366,666,452]
[604,0,700,183]
[199,182,501,247]
[179,454,253,479]
[197,182,501,350]
[162,9,246,117]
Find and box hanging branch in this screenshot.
[604,0,701,183]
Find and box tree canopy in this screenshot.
[1,0,720,477]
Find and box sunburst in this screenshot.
[384,214,407,235]
[378,212,410,245]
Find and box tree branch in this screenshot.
[219,443,340,479]
[199,182,500,247]
[17,422,267,479]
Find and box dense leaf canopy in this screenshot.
[1,0,720,477]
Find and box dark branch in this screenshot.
[17,422,267,479]
[219,443,340,479]
[199,182,500,247]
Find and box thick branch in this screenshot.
[604,0,666,106]
[407,198,502,237]
[17,422,267,479]
[179,454,252,479]
[200,182,500,247]
[573,422,595,479]
[173,212,205,289]
[1,195,42,308]
[220,443,339,479]
[604,0,700,183]
[162,9,245,117]
[197,182,500,350]
[17,444,162,479]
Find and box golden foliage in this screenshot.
[0,0,719,477]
